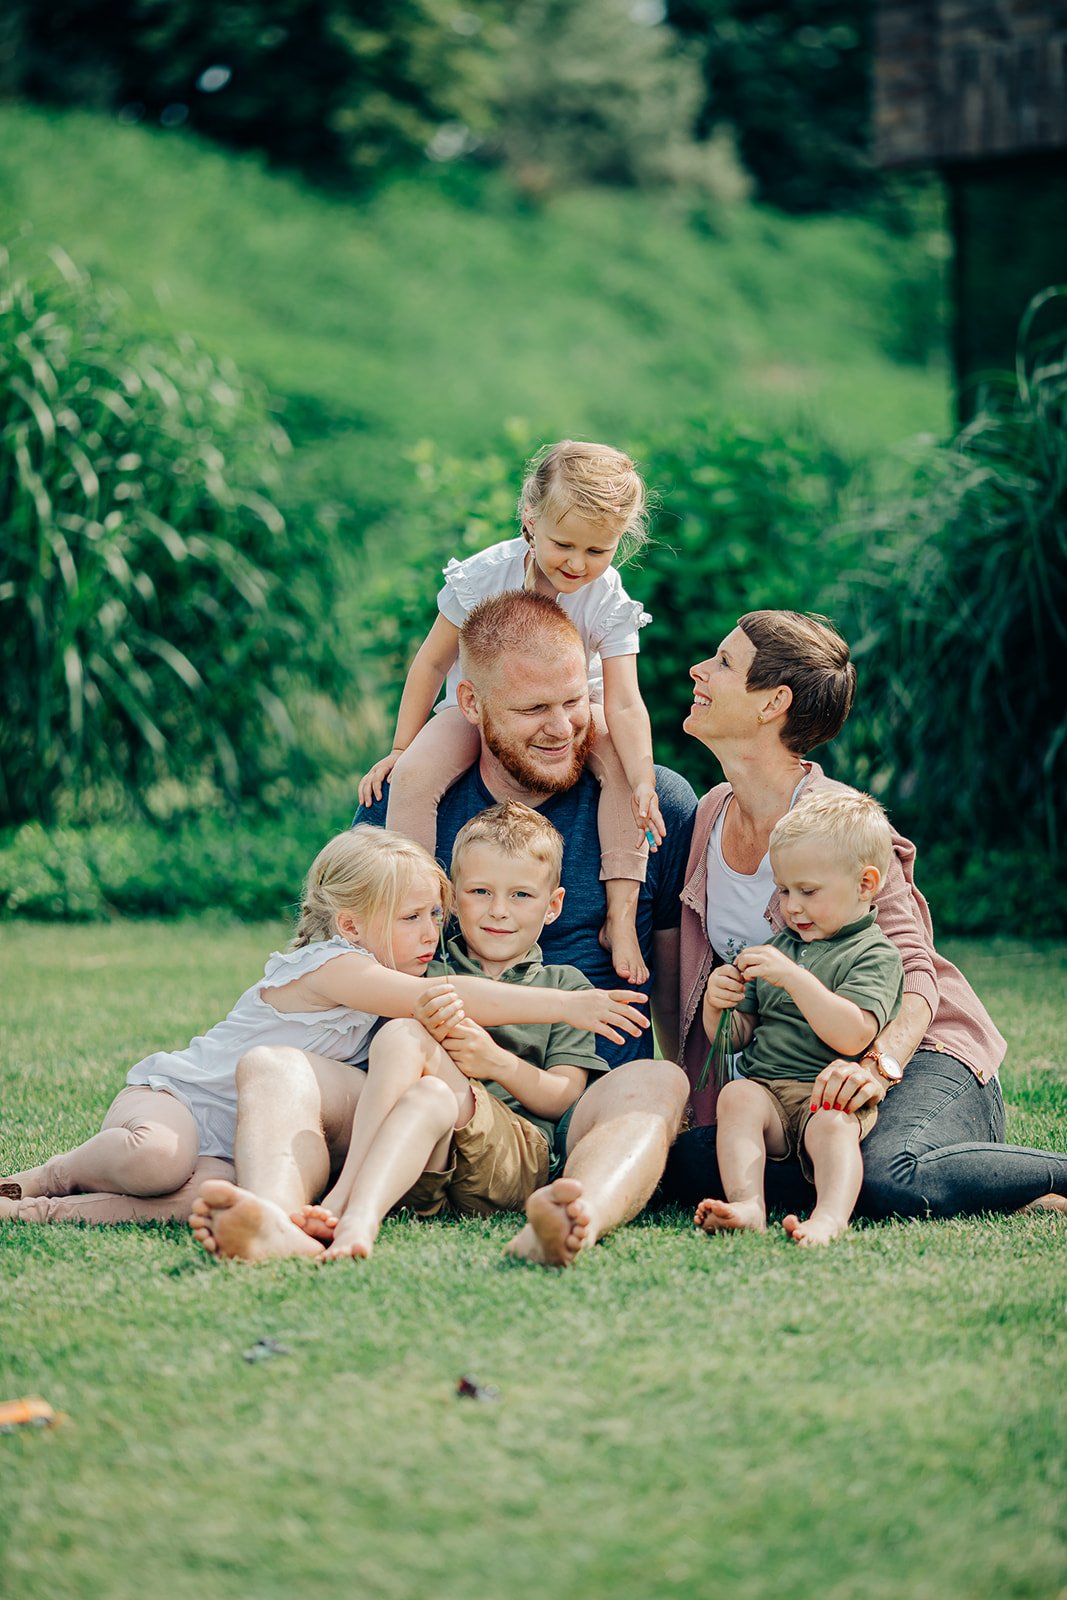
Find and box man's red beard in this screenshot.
[481,707,593,795]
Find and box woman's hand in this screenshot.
[809,1056,886,1114]
[357,749,403,807]
[631,782,665,850]
[412,980,465,1041]
[704,963,745,1011]
[567,988,650,1046]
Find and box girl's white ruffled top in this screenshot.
[126,936,377,1158]
[436,537,651,708]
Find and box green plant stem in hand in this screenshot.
[695,1006,735,1093]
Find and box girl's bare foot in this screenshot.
[506,1178,592,1267]
[694,1197,766,1233]
[1024,1194,1067,1215]
[188,1180,325,1261]
[291,1203,338,1242]
[783,1210,849,1247]
[0,1168,46,1200]
[0,1195,20,1220]
[598,919,649,987]
[322,1209,380,1261]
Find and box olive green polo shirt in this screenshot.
[738,911,904,1082]
[427,936,606,1155]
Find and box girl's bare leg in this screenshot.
[384,708,480,853]
[784,1110,863,1246]
[1,1086,199,1205]
[0,1157,234,1226]
[586,704,649,985]
[695,1079,786,1234]
[326,1077,458,1260]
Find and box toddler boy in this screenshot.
[695,789,903,1246]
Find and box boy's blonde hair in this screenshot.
[450,801,564,888]
[520,439,648,556]
[292,826,452,962]
[769,789,893,881]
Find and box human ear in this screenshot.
[542,886,565,924]
[335,908,362,943]
[858,866,881,901]
[456,680,482,726]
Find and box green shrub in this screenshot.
[832,288,1067,858]
[0,245,330,825]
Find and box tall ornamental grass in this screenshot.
[0,245,325,825]
[835,288,1067,858]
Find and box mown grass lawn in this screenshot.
[2,922,1064,1600]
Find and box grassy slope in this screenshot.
[1,922,1064,1600]
[0,102,950,526]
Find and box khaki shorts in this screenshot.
[758,1077,878,1183]
[403,1079,551,1218]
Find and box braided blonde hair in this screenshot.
[519,439,649,558]
[291,826,452,964]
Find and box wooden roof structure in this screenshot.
[874,1,1067,166]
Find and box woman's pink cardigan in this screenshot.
[678,765,1007,1126]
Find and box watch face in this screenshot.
[878,1052,904,1082]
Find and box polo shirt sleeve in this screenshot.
[648,764,698,930]
[834,940,905,1032]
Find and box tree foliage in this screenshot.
[0,245,328,825]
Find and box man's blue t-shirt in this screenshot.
[355,763,697,1067]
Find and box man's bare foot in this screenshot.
[291,1203,338,1242]
[783,1210,848,1247]
[1024,1193,1067,1215]
[322,1209,380,1261]
[505,1178,592,1267]
[598,919,649,986]
[188,1179,325,1262]
[694,1196,766,1233]
[0,1167,45,1200]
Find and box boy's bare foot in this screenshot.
[188,1179,325,1262]
[322,1209,380,1261]
[505,1178,592,1267]
[0,1168,45,1200]
[291,1203,338,1242]
[598,919,649,987]
[694,1196,766,1233]
[1024,1193,1067,1215]
[783,1210,848,1247]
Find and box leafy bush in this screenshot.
[0,245,330,825]
[832,289,1067,858]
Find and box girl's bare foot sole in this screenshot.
[694,1196,767,1233]
[506,1178,591,1267]
[188,1180,325,1262]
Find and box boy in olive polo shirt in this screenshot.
[402,801,607,1217]
[695,790,903,1248]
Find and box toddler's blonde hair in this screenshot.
[291,826,452,963]
[451,801,564,888]
[519,439,648,556]
[769,789,893,881]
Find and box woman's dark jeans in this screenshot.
[662,1051,1067,1220]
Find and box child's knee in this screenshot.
[406,1075,457,1135]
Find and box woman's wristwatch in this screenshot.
[862,1045,904,1085]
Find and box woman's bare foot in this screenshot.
[0,1194,20,1220]
[291,1203,338,1242]
[322,1208,380,1261]
[598,919,649,987]
[0,1167,46,1200]
[1024,1193,1067,1215]
[188,1179,325,1262]
[783,1210,848,1247]
[505,1178,592,1267]
[694,1196,766,1233]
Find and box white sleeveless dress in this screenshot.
[125,936,379,1158]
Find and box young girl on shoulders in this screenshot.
[0,828,647,1228]
[358,439,663,986]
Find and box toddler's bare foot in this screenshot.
[598,919,649,986]
[188,1179,325,1262]
[291,1203,338,1242]
[322,1209,379,1261]
[694,1197,766,1233]
[1024,1193,1067,1215]
[506,1178,591,1267]
[783,1210,848,1247]
[0,1168,46,1200]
